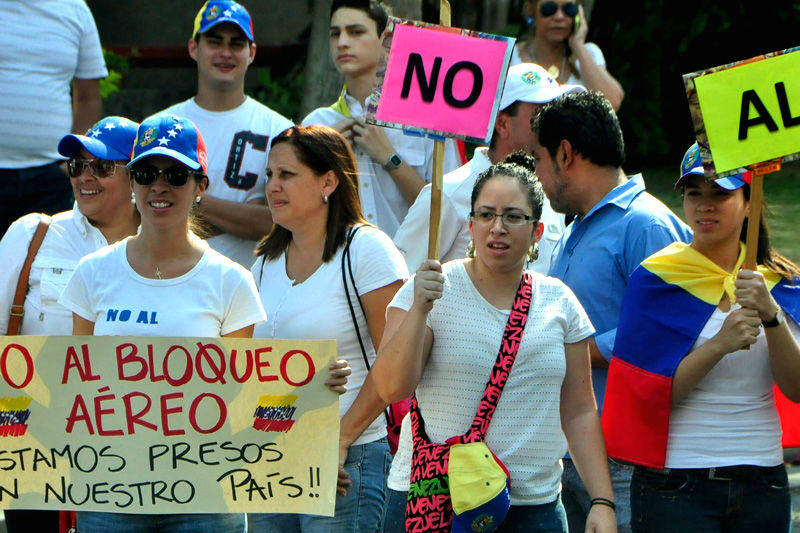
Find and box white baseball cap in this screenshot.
[499,63,584,111]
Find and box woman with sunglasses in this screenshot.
[247,126,408,533]
[602,143,800,532]
[513,0,623,110]
[372,153,616,533]
[0,116,140,533]
[58,114,270,533]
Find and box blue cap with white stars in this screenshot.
[193,0,254,42]
[128,114,208,173]
[58,116,139,161]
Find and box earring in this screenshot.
[526,243,539,263]
[322,194,329,204]
[466,240,475,258]
[525,15,535,29]
[130,192,136,205]
[195,196,202,205]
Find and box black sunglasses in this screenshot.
[67,157,124,179]
[129,165,201,187]
[539,1,579,17]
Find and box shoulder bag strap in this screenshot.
[341,225,391,427]
[7,216,51,335]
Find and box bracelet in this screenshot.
[590,497,616,511]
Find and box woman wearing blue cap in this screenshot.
[0,115,141,532]
[602,142,800,532]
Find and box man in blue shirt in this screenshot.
[531,91,692,533]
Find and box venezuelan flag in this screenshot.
[602,242,800,469]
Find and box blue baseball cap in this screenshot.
[193,0,254,42]
[675,142,752,191]
[58,116,139,161]
[128,115,208,173]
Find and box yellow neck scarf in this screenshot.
[329,86,351,117]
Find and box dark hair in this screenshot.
[740,185,800,282]
[330,0,389,35]
[531,91,625,168]
[256,126,367,262]
[470,151,544,224]
[489,100,522,150]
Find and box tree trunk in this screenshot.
[389,0,422,19]
[481,0,510,32]
[300,0,343,119]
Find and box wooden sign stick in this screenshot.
[744,160,780,269]
[427,0,451,261]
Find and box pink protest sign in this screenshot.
[366,19,514,144]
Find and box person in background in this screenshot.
[512,0,623,110]
[531,90,692,533]
[160,0,292,267]
[0,116,140,533]
[0,0,106,236]
[302,0,461,236]
[373,153,616,533]
[603,142,800,532]
[248,125,407,532]
[394,63,582,275]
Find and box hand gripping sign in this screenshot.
[0,336,338,515]
[366,4,514,260]
[683,45,800,269]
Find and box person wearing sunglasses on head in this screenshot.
[0,115,140,532]
[57,114,270,533]
[512,0,624,110]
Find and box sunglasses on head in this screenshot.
[539,1,579,17]
[129,165,201,187]
[67,157,124,179]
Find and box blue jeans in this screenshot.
[0,161,72,237]
[630,464,791,532]
[380,488,407,533]
[561,458,632,533]
[76,512,245,533]
[248,438,392,533]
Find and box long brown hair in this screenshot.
[255,126,368,262]
[741,185,800,282]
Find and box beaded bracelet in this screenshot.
[590,497,616,511]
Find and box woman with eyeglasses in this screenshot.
[0,116,140,533]
[57,114,272,533]
[602,143,800,532]
[372,153,616,533]
[512,0,623,110]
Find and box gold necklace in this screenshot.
[154,264,163,280]
[547,56,568,81]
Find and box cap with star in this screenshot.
[673,142,752,191]
[193,0,254,42]
[128,115,208,173]
[58,116,139,161]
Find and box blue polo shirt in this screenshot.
[548,174,692,410]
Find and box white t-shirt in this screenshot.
[251,226,408,445]
[387,261,594,504]
[160,97,293,267]
[0,206,109,335]
[665,304,800,468]
[59,238,266,337]
[0,0,107,167]
[510,42,606,88]
[302,93,461,237]
[393,147,565,275]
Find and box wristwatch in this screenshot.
[382,153,402,171]
[762,307,785,328]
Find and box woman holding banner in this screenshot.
[372,153,616,533]
[602,142,800,532]
[247,125,408,533]
[0,116,140,533]
[513,0,623,110]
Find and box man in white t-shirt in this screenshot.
[160,0,292,267]
[393,63,582,274]
[302,0,461,236]
[0,0,107,237]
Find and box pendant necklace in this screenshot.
[154,264,163,280]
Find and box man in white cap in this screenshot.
[393,63,583,274]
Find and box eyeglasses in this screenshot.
[470,210,536,226]
[129,165,201,187]
[67,158,124,179]
[539,1,579,17]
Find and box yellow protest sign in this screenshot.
[683,46,800,175]
[0,336,338,515]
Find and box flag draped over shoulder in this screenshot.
[602,242,800,469]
